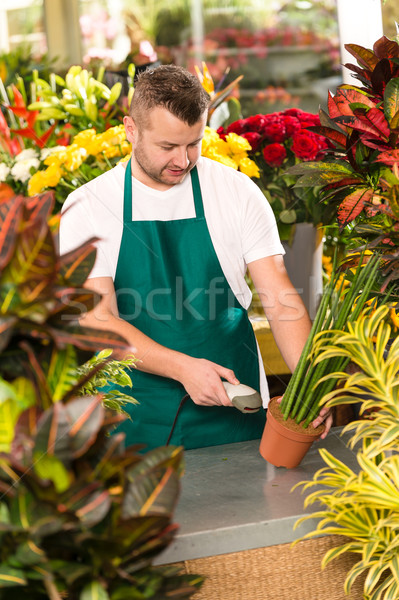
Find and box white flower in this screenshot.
[11,158,40,182]
[14,148,39,162]
[40,145,66,160]
[0,163,10,182]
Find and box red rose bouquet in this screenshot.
[218,108,332,240]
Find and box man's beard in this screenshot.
[134,145,194,186]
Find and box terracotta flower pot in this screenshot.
[259,397,325,468]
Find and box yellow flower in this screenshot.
[194,62,215,96]
[215,155,239,170]
[120,140,132,155]
[73,129,96,149]
[391,303,399,330]
[63,146,87,171]
[28,164,62,196]
[102,145,123,159]
[239,157,260,178]
[225,132,251,154]
[202,127,256,175]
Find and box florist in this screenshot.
[59,64,332,452]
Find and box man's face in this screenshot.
[124,107,207,190]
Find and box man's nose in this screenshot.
[173,147,189,168]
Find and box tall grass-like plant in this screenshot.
[279,253,387,428]
[294,305,399,600]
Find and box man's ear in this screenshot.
[124,115,136,144]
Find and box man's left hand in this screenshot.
[313,406,333,439]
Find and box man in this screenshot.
[60,64,332,450]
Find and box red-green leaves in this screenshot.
[0,194,23,271]
[345,43,380,71]
[0,393,198,597]
[337,188,374,226]
[0,191,128,361]
[384,78,399,129]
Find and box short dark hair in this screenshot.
[130,64,210,128]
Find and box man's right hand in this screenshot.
[177,356,239,407]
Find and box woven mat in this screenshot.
[172,535,365,600]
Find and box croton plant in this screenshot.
[289,35,399,293]
[0,184,202,599]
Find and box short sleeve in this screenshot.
[59,190,113,279]
[241,178,285,264]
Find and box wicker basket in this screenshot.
[171,535,365,600]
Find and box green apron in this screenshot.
[113,159,266,450]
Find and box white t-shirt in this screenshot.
[59,156,285,405]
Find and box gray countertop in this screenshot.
[155,427,358,564]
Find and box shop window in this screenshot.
[0,0,46,55]
[77,0,342,115]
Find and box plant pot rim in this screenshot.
[268,396,325,441]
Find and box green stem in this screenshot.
[303,356,350,427]
[43,576,62,600]
[280,273,336,418]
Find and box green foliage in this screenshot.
[288,35,399,293]
[26,65,128,136]
[0,396,201,599]
[76,348,139,412]
[0,45,55,88]
[0,187,128,410]
[294,305,399,600]
[0,186,203,598]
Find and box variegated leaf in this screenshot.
[46,345,79,402]
[59,238,98,286]
[344,43,379,70]
[24,190,54,226]
[50,287,101,319]
[346,107,390,141]
[337,188,373,226]
[5,219,56,303]
[373,36,399,60]
[0,316,17,352]
[329,88,376,118]
[123,466,180,518]
[34,401,71,459]
[384,78,399,126]
[0,566,27,587]
[309,125,347,147]
[0,194,23,271]
[65,395,104,458]
[45,324,128,352]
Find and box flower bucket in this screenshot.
[259,397,324,468]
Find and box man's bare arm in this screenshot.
[248,255,311,372]
[81,277,235,406]
[248,255,332,437]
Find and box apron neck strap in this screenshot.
[123,158,204,222]
[190,165,205,218]
[123,158,133,223]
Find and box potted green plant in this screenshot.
[293,303,399,600]
[288,35,399,296]
[0,184,203,599]
[259,252,390,468]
